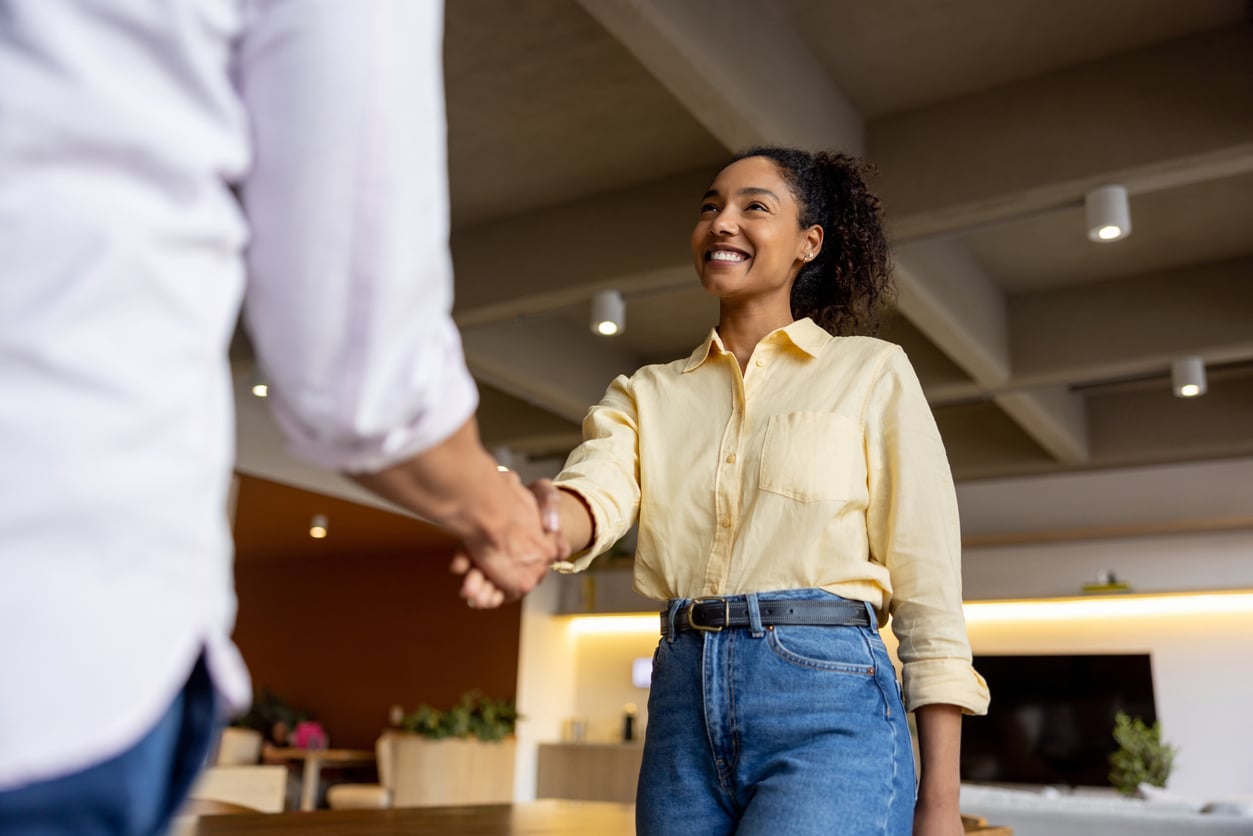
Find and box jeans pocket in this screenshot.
[765,626,878,675]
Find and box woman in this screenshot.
[460,147,989,835]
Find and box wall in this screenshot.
[964,599,1253,799]
[233,551,522,749]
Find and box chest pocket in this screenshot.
[758,412,864,503]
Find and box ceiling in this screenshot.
[235,0,1253,499]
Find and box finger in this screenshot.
[450,553,471,575]
[548,530,571,561]
[461,567,486,601]
[531,479,562,533]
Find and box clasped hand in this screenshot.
[449,475,569,608]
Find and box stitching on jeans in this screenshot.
[726,630,742,810]
[701,634,736,805]
[857,628,895,719]
[766,628,877,675]
[880,696,901,836]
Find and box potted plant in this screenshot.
[1108,711,1178,796]
[387,691,519,806]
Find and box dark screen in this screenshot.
[961,654,1157,787]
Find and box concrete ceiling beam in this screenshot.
[461,318,641,424]
[872,26,1253,242]
[575,0,863,154]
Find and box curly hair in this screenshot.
[730,147,894,337]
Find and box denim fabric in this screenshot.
[0,653,220,836]
[637,589,916,836]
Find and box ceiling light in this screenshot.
[249,367,269,398]
[309,514,328,539]
[1171,356,1206,398]
[590,290,625,337]
[1084,184,1131,242]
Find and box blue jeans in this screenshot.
[637,590,916,836]
[0,653,220,836]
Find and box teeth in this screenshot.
[711,251,747,262]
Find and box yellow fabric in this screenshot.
[553,318,989,715]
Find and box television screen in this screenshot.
[961,654,1157,787]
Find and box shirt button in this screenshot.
[755,358,766,367]
[725,453,737,464]
[721,518,732,528]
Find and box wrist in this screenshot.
[916,778,961,807]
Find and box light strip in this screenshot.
[566,614,658,635]
[963,590,1253,622]
[563,591,1253,634]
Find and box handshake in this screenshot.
[447,473,576,609]
[350,419,589,612]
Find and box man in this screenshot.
[0,2,556,832]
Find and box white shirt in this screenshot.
[0,0,477,789]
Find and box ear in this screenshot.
[800,224,824,261]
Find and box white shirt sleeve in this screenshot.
[235,0,477,473]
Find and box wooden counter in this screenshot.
[535,742,643,804]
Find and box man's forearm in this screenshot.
[349,415,505,541]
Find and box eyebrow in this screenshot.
[702,187,781,202]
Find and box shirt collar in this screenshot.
[681,317,830,373]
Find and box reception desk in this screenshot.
[535,742,643,804]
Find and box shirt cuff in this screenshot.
[547,480,617,574]
[272,355,479,474]
[901,658,990,716]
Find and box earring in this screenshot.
[804,253,814,261]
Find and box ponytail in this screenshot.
[731,147,894,337]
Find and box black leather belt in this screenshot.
[661,597,871,638]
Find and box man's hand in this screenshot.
[350,416,562,601]
[451,477,571,608]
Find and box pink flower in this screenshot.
[292,721,328,749]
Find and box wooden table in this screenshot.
[193,800,635,835]
[265,747,375,811]
[963,813,1014,835]
[192,799,1010,835]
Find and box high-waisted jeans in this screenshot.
[637,589,916,836]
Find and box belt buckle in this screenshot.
[687,596,729,632]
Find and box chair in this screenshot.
[185,765,288,814]
[325,732,394,810]
[213,727,263,766]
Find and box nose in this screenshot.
[710,209,738,236]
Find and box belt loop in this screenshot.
[863,600,878,630]
[665,598,683,643]
[745,592,765,638]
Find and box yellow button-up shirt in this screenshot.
[553,318,989,715]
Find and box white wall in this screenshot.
[963,604,1253,799]
[511,576,577,802]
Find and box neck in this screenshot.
[717,299,795,372]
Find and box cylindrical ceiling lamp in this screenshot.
[1085,184,1132,242]
[250,366,269,398]
[590,290,625,337]
[1171,357,1206,398]
[309,514,329,539]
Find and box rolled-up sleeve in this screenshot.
[551,374,642,573]
[864,347,989,715]
[236,0,477,473]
